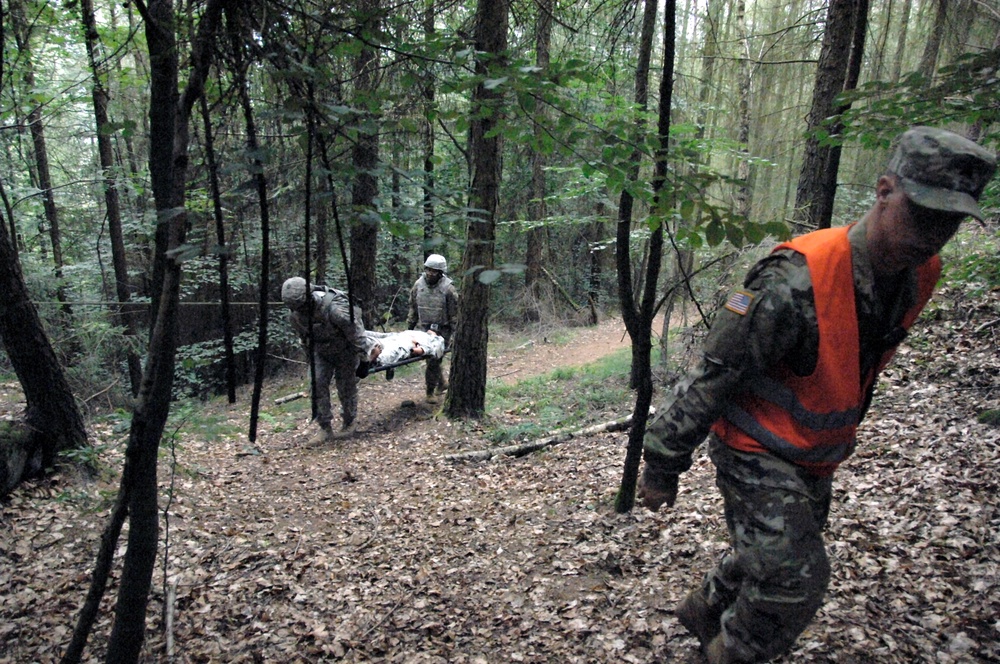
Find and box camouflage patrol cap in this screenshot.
[281,277,309,307]
[887,126,997,221]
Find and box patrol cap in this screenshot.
[281,277,309,307]
[887,126,997,221]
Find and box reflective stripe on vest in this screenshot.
[711,225,940,476]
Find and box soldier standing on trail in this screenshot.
[637,127,997,663]
[407,254,459,404]
[282,277,369,444]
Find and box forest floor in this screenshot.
[1,295,999,664]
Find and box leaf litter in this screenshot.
[0,298,998,663]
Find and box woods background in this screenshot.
[2,0,996,405]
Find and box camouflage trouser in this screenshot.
[421,327,450,395]
[425,356,446,395]
[698,436,832,662]
[312,346,360,429]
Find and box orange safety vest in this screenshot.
[710,226,941,476]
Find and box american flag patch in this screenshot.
[724,290,754,316]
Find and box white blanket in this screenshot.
[365,330,446,366]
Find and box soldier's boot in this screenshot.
[330,421,357,440]
[425,390,440,404]
[307,423,333,447]
[676,590,722,651]
[705,635,750,664]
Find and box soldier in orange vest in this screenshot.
[638,127,996,663]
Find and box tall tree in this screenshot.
[524,0,552,322]
[10,0,71,312]
[79,0,143,396]
[445,0,508,418]
[63,1,229,660]
[792,0,860,230]
[421,0,436,258]
[348,0,381,328]
[917,0,948,79]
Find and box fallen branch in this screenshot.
[275,391,307,405]
[445,408,654,462]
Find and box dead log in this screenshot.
[275,391,308,405]
[445,408,654,462]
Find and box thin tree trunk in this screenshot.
[99,1,227,660]
[349,0,381,329]
[525,0,552,322]
[10,1,71,315]
[616,0,674,514]
[445,0,508,418]
[80,0,143,396]
[616,0,657,389]
[891,0,912,83]
[422,0,436,255]
[199,93,236,403]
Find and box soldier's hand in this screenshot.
[637,473,679,512]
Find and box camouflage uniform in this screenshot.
[289,287,367,431]
[407,274,459,396]
[642,219,926,662]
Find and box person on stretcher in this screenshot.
[364,329,446,367]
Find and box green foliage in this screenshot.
[837,48,1000,148]
[940,229,1000,297]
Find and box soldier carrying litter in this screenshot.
[281,277,368,444]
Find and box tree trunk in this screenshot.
[917,0,947,79]
[0,211,87,496]
[615,0,674,514]
[422,1,436,257]
[10,0,72,316]
[199,93,236,403]
[348,0,381,328]
[615,0,657,389]
[815,0,869,229]
[734,0,752,218]
[890,0,912,83]
[524,0,552,322]
[792,0,858,230]
[445,0,508,419]
[94,1,227,660]
[80,0,143,396]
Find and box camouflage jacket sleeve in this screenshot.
[642,250,815,484]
